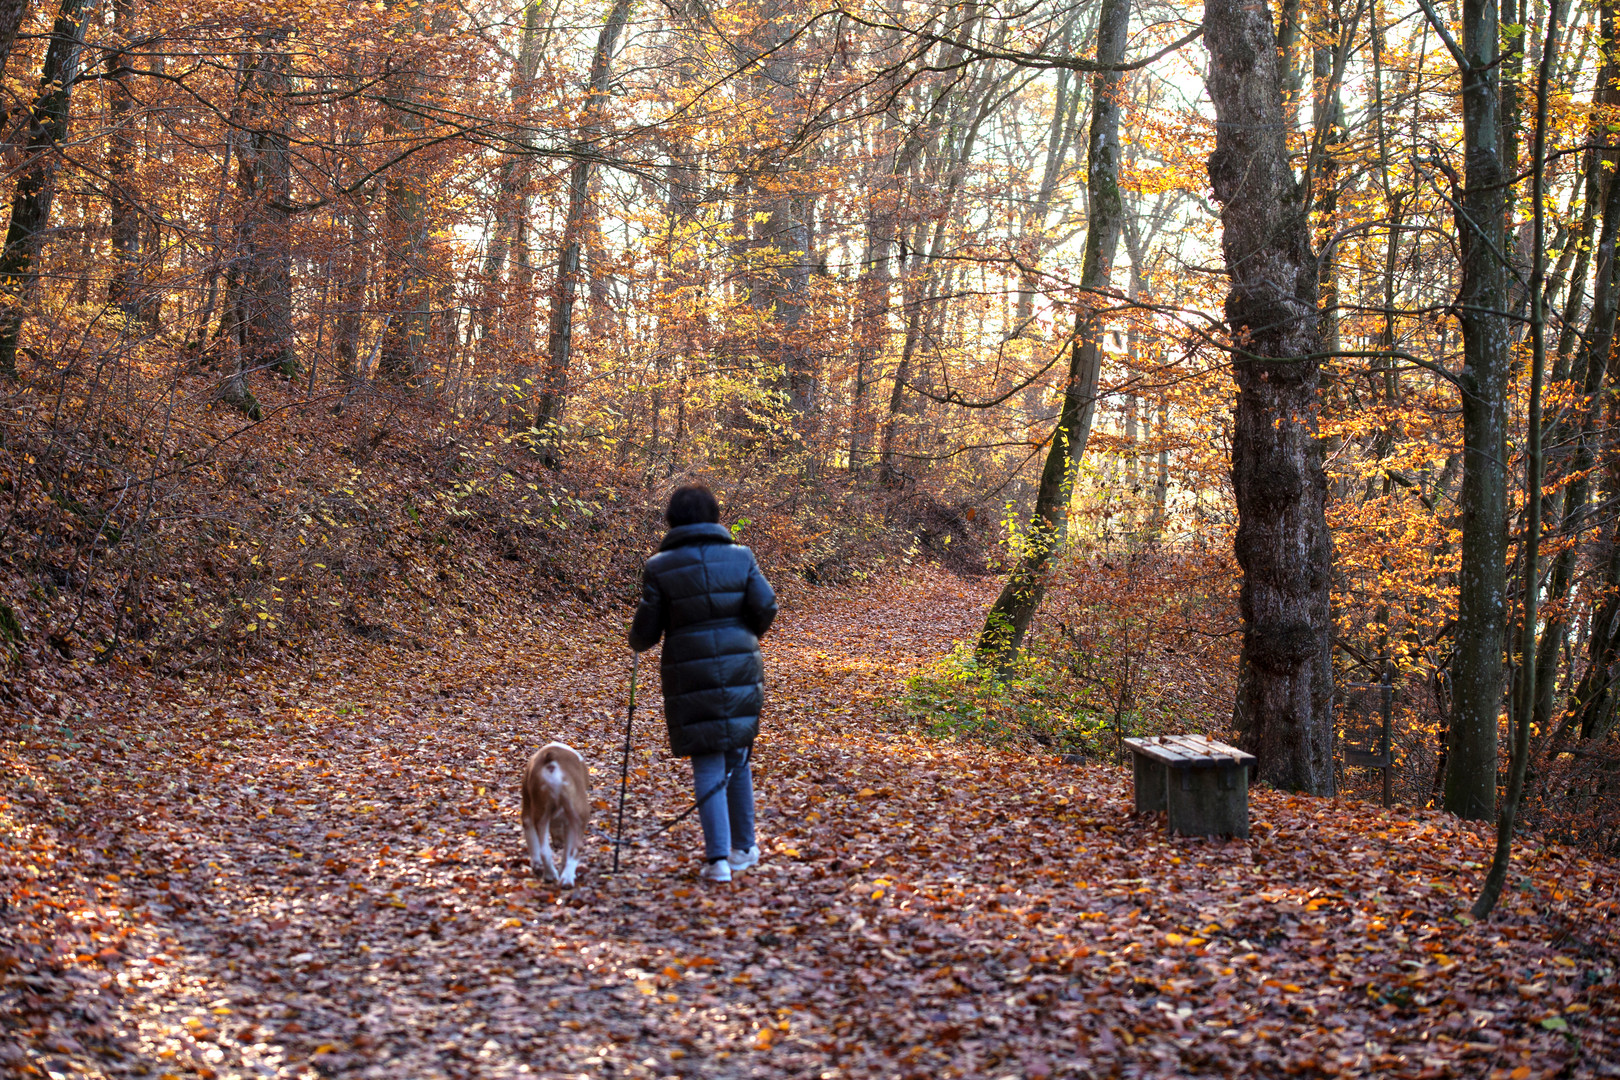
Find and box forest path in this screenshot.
[2,571,1617,1079]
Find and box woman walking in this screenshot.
[629,485,777,882]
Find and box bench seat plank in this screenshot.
[1124,735,1254,768]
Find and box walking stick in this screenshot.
[613,651,639,873]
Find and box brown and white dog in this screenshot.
[521,742,591,886]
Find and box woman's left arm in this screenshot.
[742,556,778,639]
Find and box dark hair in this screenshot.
[666,484,720,528]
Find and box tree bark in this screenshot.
[0,0,29,85]
[1538,1,1620,744]
[1428,0,1511,821]
[107,0,142,320]
[536,0,633,445]
[850,176,896,472]
[332,195,371,384]
[376,0,440,384]
[975,0,1128,668]
[879,54,1005,472]
[232,33,296,381]
[473,0,543,363]
[0,0,89,379]
[1205,0,1335,794]
[1474,0,1556,921]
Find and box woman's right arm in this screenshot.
[628,565,664,652]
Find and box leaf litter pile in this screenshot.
[2,571,1618,1079]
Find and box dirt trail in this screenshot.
[2,571,1617,1080]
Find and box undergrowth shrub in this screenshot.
[900,539,1240,757]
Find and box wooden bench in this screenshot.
[1124,735,1255,838]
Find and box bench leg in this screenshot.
[1131,753,1167,814]
[1165,764,1249,838]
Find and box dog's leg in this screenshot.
[537,811,560,883]
[523,814,548,877]
[559,816,581,887]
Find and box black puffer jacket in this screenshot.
[628,523,778,757]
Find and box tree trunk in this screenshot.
[1474,0,1556,921]
[879,62,1003,472]
[1205,0,1334,794]
[1434,0,1511,821]
[376,0,438,384]
[537,0,633,444]
[332,197,371,383]
[107,0,142,320]
[850,180,896,472]
[474,0,542,364]
[1011,13,1085,334]
[216,265,261,419]
[1311,10,1342,356]
[0,0,29,85]
[0,0,89,379]
[975,0,1128,668]
[233,34,296,381]
[1537,8,1619,743]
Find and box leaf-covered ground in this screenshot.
[3,571,1618,1079]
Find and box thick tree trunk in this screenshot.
[975,0,1128,668]
[1205,0,1334,794]
[1474,0,1556,921]
[233,34,296,381]
[216,266,261,419]
[0,0,28,85]
[376,0,439,384]
[1436,0,1511,821]
[749,189,814,419]
[0,0,88,379]
[536,0,633,442]
[107,0,142,320]
[473,0,542,361]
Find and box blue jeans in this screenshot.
[691,747,755,862]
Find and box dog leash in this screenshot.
[633,743,752,842]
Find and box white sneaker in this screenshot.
[727,845,760,873]
[700,858,732,883]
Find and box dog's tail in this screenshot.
[540,759,567,795]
